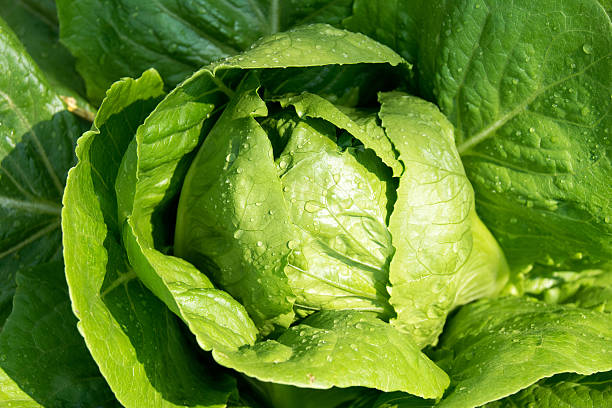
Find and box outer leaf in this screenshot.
[56,0,354,104]
[0,17,87,327]
[0,0,87,104]
[434,297,612,408]
[417,0,612,269]
[343,0,421,64]
[214,311,449,399]
[0,262,117,407]
[62,69,236,407]
[485,371,612,408]
[215,24,404,71]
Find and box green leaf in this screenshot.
[0,0,88,105]
[434,296,612,408]
[417,0,612,270]
[216,24,404,71]
[277,92,403,176]
[214,311,449,399]
[485,371,612,408]
[0,262,118,407]
[0,368,43,407]
[0,17,87,328]
[379,92,506,347]
[452,212,509,307]
[521,264,612,313]
[62,69,237,407]
[56,0,354,104]
[275,114,395,317]
[343,0,421,64]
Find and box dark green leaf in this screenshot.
[0,0,87,103]
[0,262,118,407]
[417,0,612,270]
[56,0,355,104]
[0,17,87,328]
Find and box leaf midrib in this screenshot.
[0,89,64,196]
[456,55,609,155]
[0,221,60,260]
[0,195,61,215]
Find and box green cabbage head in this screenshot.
[63,24,508,405]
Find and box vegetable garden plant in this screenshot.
[0,0,610,407]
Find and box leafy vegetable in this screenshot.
[0,0,609,407]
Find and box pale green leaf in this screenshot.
[434,297,612,408]
[379,92,473,347]
[62,69,236,407]
[214,311,449,399]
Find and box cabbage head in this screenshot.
[63,24,508,405]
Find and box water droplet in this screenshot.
[304,201,323,213]
[529,127,535,133]
[256,241,264,247]
[582,44,593,54]
[287,240,298,249]
[349,344,359,351]
[225,153,235,162]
